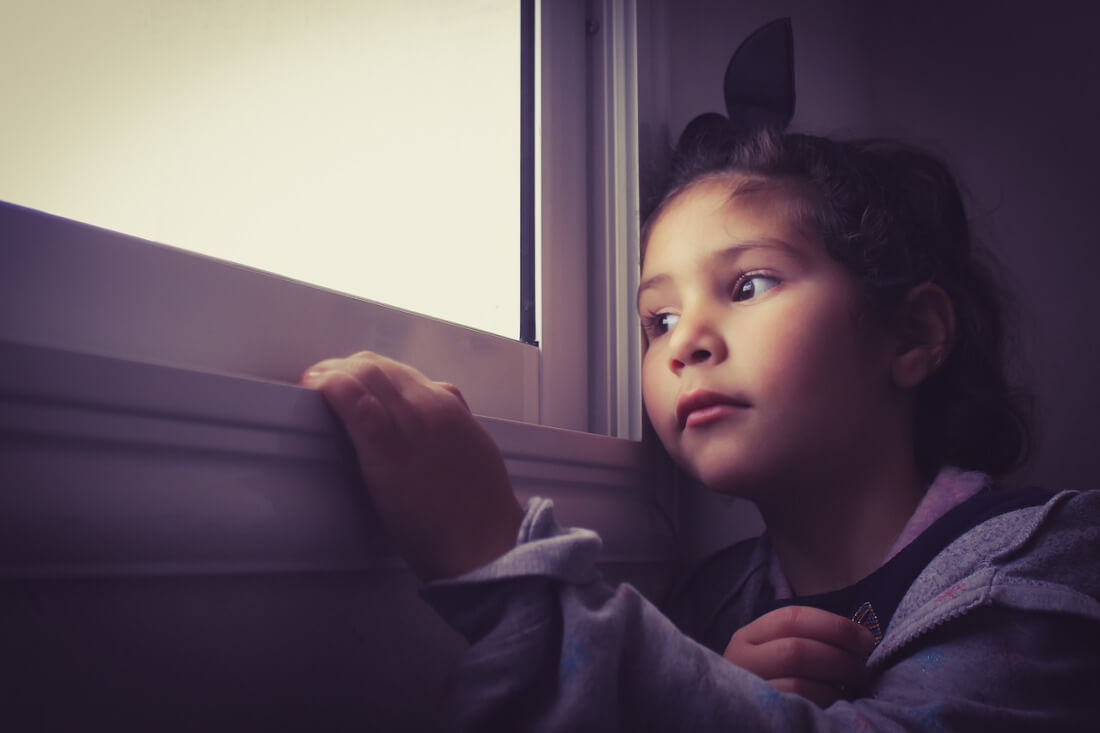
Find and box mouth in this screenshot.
[676,389,751,430]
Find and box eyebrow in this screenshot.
[636,238,806,307]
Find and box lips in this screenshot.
[675,389,751,429]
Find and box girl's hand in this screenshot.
[301,351,524,582]
[723,605,877,708]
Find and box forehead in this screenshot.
[641,177,814,274]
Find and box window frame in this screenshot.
[0,0,643,438]
[0,0,662,547]
[540,0,642,437]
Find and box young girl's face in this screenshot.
[638,178,900,501]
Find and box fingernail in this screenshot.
[301,370,324,386]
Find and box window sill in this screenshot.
[1,340,669,584]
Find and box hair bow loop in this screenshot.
[676,17,795,155]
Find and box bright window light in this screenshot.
[0,0,521,339]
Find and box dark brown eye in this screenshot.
[641,312,680,339]
[733,275,780,302]
[655,313,680,334]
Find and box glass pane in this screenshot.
[0,0,520,339]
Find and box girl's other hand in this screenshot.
[300,351,524,582]
[723,605,877,708]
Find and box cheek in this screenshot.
[760,303,884,412]
[750,303,865,398]
[640,356,664,418]
[641,355,678,435]
[741,309,814,379]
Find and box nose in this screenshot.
[667,307,727,374]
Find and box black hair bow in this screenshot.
[676,17,796,156]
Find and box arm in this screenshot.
[302,353,1100,731]
[423,501,1100,732]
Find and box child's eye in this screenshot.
[733,274,780,302]
[642,312,680,337]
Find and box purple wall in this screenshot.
[641,0,1099,497]
[865,2,1100,489]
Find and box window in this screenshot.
[0,0,525,340]
[0,0,670,588]
[2,0,650,445]
[1,3,667,718]
[1,0,643,437]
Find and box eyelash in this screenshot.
[640,312,676,340]
[640,271,781,340]
[732,271,781,302]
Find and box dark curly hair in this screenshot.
[641,127,1031,480]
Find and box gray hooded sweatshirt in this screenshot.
[421,488,1100,731]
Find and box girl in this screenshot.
[300,128,1100,730]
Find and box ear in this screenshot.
[890,283,956,390]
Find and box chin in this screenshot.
[696,450,801,504]
[693,462,769,501]
[681,441,756,490]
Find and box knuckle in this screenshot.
[318,369,356,398]
[776,638,806,667]
[355,360,386,383]
[351,393,395,435]
[833,616,850,638]
[774,605,802,633]
[350,390,376,418]
[437,381,462,397]
[347,389,377,418]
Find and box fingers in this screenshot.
[300,354,407,451]
[301,351,459,430]
[302,352,467,410]
[302,351,419,400]
[737,606,877,657]
[311,367,389,436]
[724,605,875,707]
[734,635,869,689]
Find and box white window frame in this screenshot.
[583,0,644,440]
[540,0,643,439]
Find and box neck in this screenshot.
[757,455,926,597]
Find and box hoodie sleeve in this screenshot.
[419,497,1100,732]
